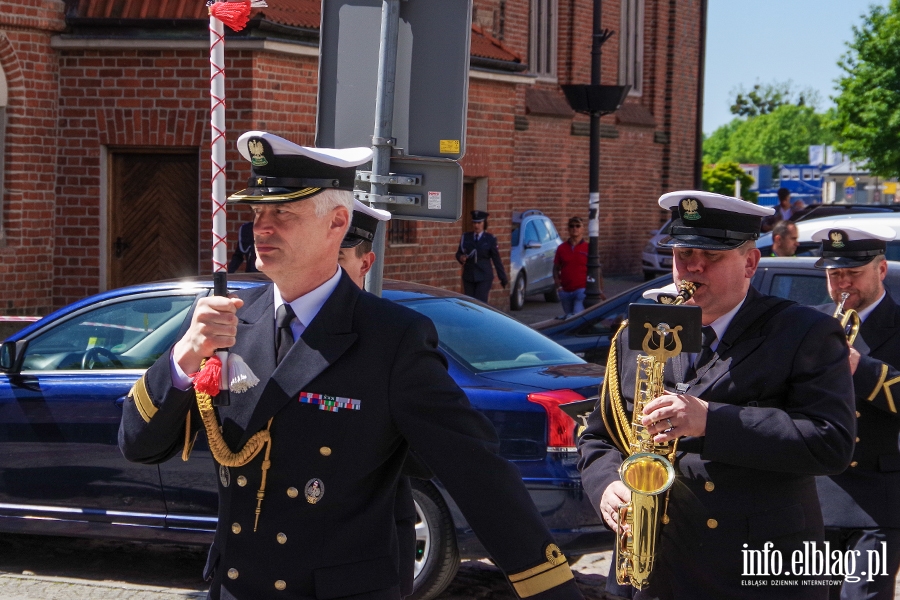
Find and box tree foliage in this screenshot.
[702,162,758,203]
[831,0,900,177]
[703,105,833,166]
[730,81,821,117]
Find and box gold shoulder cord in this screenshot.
[182,360,275,528]
[600,319,636,455]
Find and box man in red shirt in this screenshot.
[553,216,595,317]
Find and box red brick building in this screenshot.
[0,0,704,314]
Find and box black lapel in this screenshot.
[859,293,899,355]
[238,273,360,446]
[216,285,275,449]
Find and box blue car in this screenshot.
[0,275,609,599]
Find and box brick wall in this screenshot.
[0,0,701,314]
[0,0,65,315]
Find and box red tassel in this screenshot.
[209,0,252,32]
[192,355,223,396]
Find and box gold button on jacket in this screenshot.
[704,481,715,492]
[227,568,239,580]
[237,475,248,487]
[277,532,287,544]
[287,487,299,498]
[275,580,286,590]
[707,519,718,529]
[319,446,332,456]
[231,522,241,534]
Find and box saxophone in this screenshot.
[601,281,697,590]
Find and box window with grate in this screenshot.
[619,0,644,96]
[388,219,416,245]
[529,0,557,79]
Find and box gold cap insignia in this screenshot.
[248,139,268,167]
[256,177,264,186]
[681,198,701,221]
[657,294,676,304]
[830,230,845,248]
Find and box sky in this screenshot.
[703,0,886,135]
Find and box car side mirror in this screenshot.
[0,340,27,373]
[525,241,542,249]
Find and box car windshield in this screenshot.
[402,297,583,372]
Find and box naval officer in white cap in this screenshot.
[579,191,855,599]
[813,223,900,600]
[119,131,584,600]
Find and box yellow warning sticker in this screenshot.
[440,140,460,154]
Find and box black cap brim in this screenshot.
[340,237,364,249]
[658,234,747,251]
[814,256,878,269]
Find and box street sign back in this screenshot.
[355,156,463,222]
[316,0,471,161]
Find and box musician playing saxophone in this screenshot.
[578,191,855,599]
[812,224,900,600]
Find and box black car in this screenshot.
[534,257,900,365]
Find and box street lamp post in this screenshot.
[561,0,629,308]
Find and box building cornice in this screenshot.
[50,36,536,85]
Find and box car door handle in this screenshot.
[115,396,127,408]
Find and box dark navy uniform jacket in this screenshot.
[455,231,508,285]
[119,272,580,600]
[578,288,856,599]
[817,292,900,529]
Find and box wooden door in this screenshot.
[462,181,475,233]
[109,152,199,288]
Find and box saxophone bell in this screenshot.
[833,292,861,345]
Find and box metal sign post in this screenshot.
[367,0,401,297]
[317,0,473,296]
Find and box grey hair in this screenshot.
[312,188,354,218]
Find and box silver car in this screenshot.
[641,216,674,280]
[509,209,562,310]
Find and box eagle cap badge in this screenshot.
[830,230,845,249]
[681,197,701,221]
[248,138,269,167]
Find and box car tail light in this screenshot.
[527,389,585,452]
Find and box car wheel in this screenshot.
[543,287,559,303]
[410,483,460,600]
[510,273,527,311]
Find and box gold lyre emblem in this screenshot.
[681,198,700,220]
[248,139,268,167]
[641,322,684,362]
[830,230,845,248]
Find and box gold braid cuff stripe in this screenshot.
[129,376,157,423]
[867,363,888,403]
[509,561,573,597]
